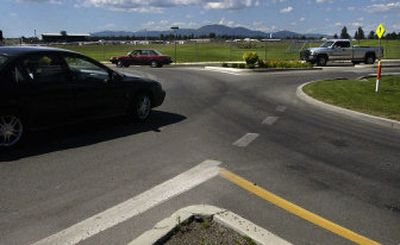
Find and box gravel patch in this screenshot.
[163,216,256,245]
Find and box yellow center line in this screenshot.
[219,168,381,245]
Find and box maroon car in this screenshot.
[110,49,172,68]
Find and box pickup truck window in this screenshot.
[334,41,350,48]
[320,41,334,48]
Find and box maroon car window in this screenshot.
[131,50,141,55]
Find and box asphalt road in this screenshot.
[1,65,399,245]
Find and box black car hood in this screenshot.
[119,72,158,85]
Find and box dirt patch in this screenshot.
[163,216,256,245]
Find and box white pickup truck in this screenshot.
[300,39,384,66]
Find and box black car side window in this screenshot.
[20,54,67,83]
[64,56,109,82]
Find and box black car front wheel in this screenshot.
[0,115,24,147]
[132,94,152,121]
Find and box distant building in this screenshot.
[41,32,90,43]
[189,38,211,43]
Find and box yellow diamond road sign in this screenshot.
[376,24,385,39]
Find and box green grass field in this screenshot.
[303,76,400,121]
[55,40,400,63]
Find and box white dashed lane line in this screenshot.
[233,133,259,147]
[262,116,280,126]
[276,105,287,112]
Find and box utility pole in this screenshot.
[171,26,179,64]
[0,30,3,45]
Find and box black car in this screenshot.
[0,46,166,147]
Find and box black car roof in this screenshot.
[0,46,79,57]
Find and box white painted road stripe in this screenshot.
[32,160,222,245]
[262,116,279,126]
[276,106,287,112]
[233,133,259,147]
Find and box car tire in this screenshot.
[316,55,327,66]
[150,61,159,68]
[116,60,124,68]
[131,93,152,121]
[0,114,24,148]
[365,54,376,64]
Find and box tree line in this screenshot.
[334,26,400,40]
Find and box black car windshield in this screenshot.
[0,55,8,69]
[320,41,334,48]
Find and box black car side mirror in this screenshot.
[108,72,122,82]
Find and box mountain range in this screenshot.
[91,24,326,39]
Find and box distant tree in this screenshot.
[0,30,3,43]
[385,32,399,40]
[340,26,350,39]
[357,26,365,39]
[209,32,216,38]
[368,31,376,39]
[60,30,67,36]
[333,33,338,39]
[354,30,359,40]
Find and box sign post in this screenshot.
[375,23,385,93]
[170,26,179,64]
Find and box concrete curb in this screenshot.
[296,81,400,130]
[205,66,320,73]
[357,72,400,80]
[129,205,291,245]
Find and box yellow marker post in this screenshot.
[375,24,385,93]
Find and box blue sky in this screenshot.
[0,0,399,37]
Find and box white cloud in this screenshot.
[279,6,293,13]
[365,2,400,13]
[315,0,334,3]
[16,0,62,3]
[141,19,199,30]
[77,0,259,12]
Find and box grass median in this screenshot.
[303,76,400,121]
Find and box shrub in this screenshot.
[243,52,259,65]
[231,63,238,68]
[262,60,313,69]
[247,64,256,69]
[258,59,266,68]
[238,63,246,69]
[222,62,228,67]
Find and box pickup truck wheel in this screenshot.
[317,55,327,66]
[150,61,159,68]
[365,54,375,64]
